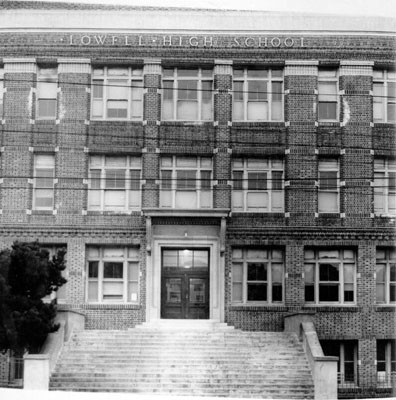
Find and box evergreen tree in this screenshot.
[0,242,66,353]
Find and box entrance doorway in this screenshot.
[161,248,209,319]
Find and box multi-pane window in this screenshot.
[232,158,284,212]
[318,69,338,121]
[162,68,213,121]
[321,341,358,387]
[86,246,140,303]
[41,245,67,304]
[88,155,141,212]
[318,158,339,213]
[373,70,396,123]
[231,248,284,304]
[233,68,283,121]
[304,249,356,304]
[37,67,58,119]
[91,67,143,120]
[376,248,396,304]
[33,154,55,210]
[160,156,212,209]
[374,159,396,215]
[0,67,4,119]
[377,340,396,387]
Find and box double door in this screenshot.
[161,248,209,319]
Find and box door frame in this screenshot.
[147,238,223,322]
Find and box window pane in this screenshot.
[319,171,338,190]
[37,81,57,98]
[248,172,267,190]
[272,284,283,302]
[105,169,125,189]
[247,283,267,301]
[272,171,283,190]
[305,285,315,302]
[318,192,338,213]
[177,170,196,189]
[233,81,244,101]
[320,263,339,281]
[194,251,209,268]
[93,80,103,98]
[129,169,141,190]
[248,81,267,101]
[319,102,337,120]
[161,170,172,189]
[200,171,211,190]
[103,262,123,279]
[38,99,56,118]
[88,261,99,278]
[232,263,243,282]
[178,80,197,101]
[163,250,178,268]
[247,263,267,281]
[108,80,128,98]
[107,101,128,118]
[305,264,315,282]
[319,284,339,302]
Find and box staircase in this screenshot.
[49,320,314,398]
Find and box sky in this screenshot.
[19,0,396,18]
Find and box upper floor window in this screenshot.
[91,67,143,120]
[376,248,395,304]
[162,68,213,121]
[88,155,141,212]
[160,156,212,209]
[377,340,396,387]
[33,154,55,210]
[373,70,396,123]
[231,248,284,304]
[318,158,339,213]
[304,249,356,304]
[37,67,57,120]
[86,246,140,303]
[318,69,338,121]
[374,158,396,215]
[0,67,4,119]
[232,158,284,212]
[233,68,283,121]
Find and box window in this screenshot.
[162,68,213,121]
[0,67,4,119]
[231,248,284,304]
[33,154,55,210]
[86,246,140,303]
[232,158,284,212]
[304,249,356,304]
[321,341,358,387]
[88,155,141,212]
[377,340,396,387]
[374,159,396,215]
[318,158,339,213]
[37,67,57,119]
[318,69,338,121]
[373,70,396,123]
[91,67,143,120]
[41,245,67,304]
[160,156,212,208]
[233,68,283,121]
[376,248,396,304]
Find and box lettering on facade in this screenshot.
[68,34,305,48]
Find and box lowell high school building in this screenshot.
[0,1,395,398]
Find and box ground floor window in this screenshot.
[86,246,140,303]
[231,248,284,304]
[304,249,356,304]
[376,248,396,304]
[377,340,396,387]
[321,340,358,387]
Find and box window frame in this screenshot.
[41,245,67,304]
[162,67,214,121]
[231,158,284,212]
[376,248,396,305]
[373,70,396,123]
[33,154,55,211]
[91,66,143,121]
[232,68,284,122]
[160,155,213,209]
[377,340,396,387]
[88,155,142,212]
[86,246,140,304]
[231,248,285,305]
[374,158,396,216]
[36,66,58,120]
[304,249,356,305]
[318,158,340,214]
[318,69,339,122]
[0,67,4,119]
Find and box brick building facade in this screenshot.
[0,1,395,397]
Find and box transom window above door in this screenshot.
[162,249,209,270]
[91,67,143,120]
[160,156,212,209]
[162,68,213,121]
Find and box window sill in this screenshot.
[87,210,140,215]
[230,304,287,311]
[82,303,142,309]
[375,305,396,311]
[318,213,340,217]
[161,120,214,126]
[90,119,142,122]
[230,211,285,216]
[31,210,55,215]
[303,305,359,312]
